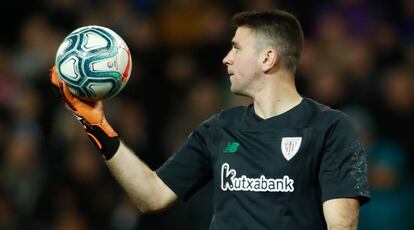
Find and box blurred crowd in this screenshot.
[0,0,413,229]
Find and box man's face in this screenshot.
[223,27,262,96]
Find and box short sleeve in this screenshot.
[319,113,371,205]
[156,125,213,201]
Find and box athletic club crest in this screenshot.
[281,137,302,161]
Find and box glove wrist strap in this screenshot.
[84,124,120,160]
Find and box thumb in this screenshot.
[61,82,104,125]
[60,81,82,112]
[50,66,62,87]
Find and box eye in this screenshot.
[230,42,240,52]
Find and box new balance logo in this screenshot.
[224,142,240,153]
[221,163,294,192]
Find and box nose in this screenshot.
[223,50,232,65]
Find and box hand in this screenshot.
[50,66,120,159]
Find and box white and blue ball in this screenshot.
[55,25,132,101]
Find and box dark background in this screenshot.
[0,0,413,229]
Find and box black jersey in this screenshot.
[157,97,370,230]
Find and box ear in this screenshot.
[260,48,279,73]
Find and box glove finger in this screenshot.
[52,82,63,99]
[50,66,62,87]
[50,66,65,98]
[60,82,99,123]
[59,82,79,112]
[61,80,104,125]
[60,81,75,101]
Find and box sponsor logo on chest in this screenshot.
[220,163,294,192]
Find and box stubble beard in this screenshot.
[230,76,251,97]
[229,72,262,98]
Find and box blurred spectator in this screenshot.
[0,50,19,110]
[0,129,44,223]
[404,42,414,68]
[377,65,414,168]
[323,0,379,39]
[0,189,17,229]
[359,142,414,229]
[382,66,414,114]
[313,12,351,70]
[344,106,414,229]
[111,195,140,230]
[52,209,90,230]
[12,14,61,79]
[306,64,349,108]
[243,0,278,11]
[370,21,403,69]
[112,99,148,153]
[399,0,414,42]
[164,78,221,156]
[155,0,221,48]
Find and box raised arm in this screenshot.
[50,66,177,213]
[323,198,360,230]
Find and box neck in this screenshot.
[253,70,302,119]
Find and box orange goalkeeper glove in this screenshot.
[50,66,120,160]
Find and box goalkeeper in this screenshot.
[51,9,370,230]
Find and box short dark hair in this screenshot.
[232,9,304,71]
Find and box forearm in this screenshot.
[106,141,177,213]
[323,198,360,230]
[327,222,358,230]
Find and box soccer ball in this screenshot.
[55,25,132,101]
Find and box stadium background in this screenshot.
[0,0,413,229]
